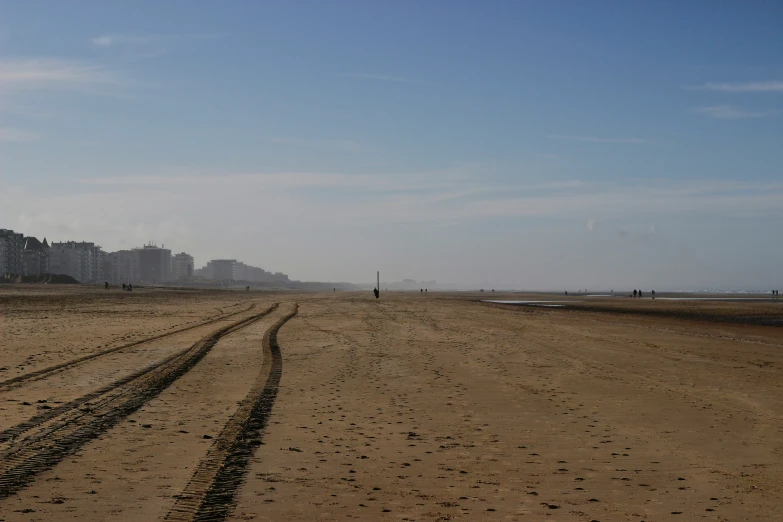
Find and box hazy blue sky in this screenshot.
[1,1,782,290]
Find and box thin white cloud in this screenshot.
[6,174,783,287]
[547,134,648,144]
[73,169,470,193]
[91,35,115,47]
[271,137,361,153]
[0,58,121,93]
[0,103,56,118]
[696,81,783,93]
[67,170,783,224]
[90,33,220,48]
[0,127,41,143]
[692,105,773,119]
[337,72,427,84]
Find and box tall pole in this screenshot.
[377,271,380,297]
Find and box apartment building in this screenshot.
[137,243,172,283]
[49,243,82,281]
[172,252,194,280]
[198,259,290,284]
[104,250,141,284]
[0,229,24,275]
[207,259,237,281]
[49,241,105,283]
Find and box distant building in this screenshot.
[0,229,25,275]
[137,243,172,283]
[234,261,247,281]
[208,259,237,281]
[197,259,290,284]
[49,243,82,281]
[104,250,141,284]
[193,264,214,280]
[172,252,194,280]
[49,241,105,282]
[22,236,50,275]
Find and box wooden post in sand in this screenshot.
[377,271,380,298]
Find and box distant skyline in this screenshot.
[1,1,782,290]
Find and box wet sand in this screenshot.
[1,287,782,520]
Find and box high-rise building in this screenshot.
[172,252,194,280]
[207,259,237,281]
[49,241,105,283]
[104,250,141,284]
[92,247,105,282]
[0,237,6,275]
[137,243,172,283]
[0,229,24,275]
[49,243,82,281]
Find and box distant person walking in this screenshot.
[105,281,109,290]
[633,289,637,298]
[122,283,127,290]
[128,284,133,292]
[652,290,656,299]
[373,287,379,299]
[565,291,568,296]
[639,290,643,298]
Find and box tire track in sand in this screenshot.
[0,304,279,499]
[0,303,257,391]
[0,304,271,445]
[166,303,298,521]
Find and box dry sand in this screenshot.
[1,286,782,521]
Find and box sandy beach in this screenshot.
[1,286,782,521]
